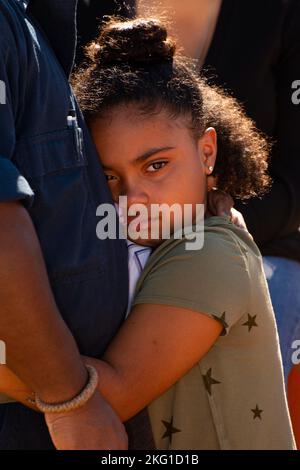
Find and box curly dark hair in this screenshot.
[72,17,271,200]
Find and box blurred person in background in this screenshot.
[76,0,134,65]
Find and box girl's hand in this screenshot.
[207,189,234,217]
[0,364,36,409]
[230,208,249,233]
[207,189,249,233]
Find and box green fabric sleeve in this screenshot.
[133,230,251,335]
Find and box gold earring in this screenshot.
[208,166,214,173]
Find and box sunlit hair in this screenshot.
[72,17,271,200]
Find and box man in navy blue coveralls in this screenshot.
[0,0,129,449]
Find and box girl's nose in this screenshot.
[123,184,149,208]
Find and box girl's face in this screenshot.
[90,105,217,246]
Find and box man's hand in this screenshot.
[0,363,128,450]
[45,391,128,450]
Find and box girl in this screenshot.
[0,18,295,450]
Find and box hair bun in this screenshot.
[87,18,176,66]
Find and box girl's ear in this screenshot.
[197,127,217,175]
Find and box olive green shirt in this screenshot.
[133,216,296,450]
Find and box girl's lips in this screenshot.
[126,217,151,227]
[126,215,160,224]
[123,217,162,237]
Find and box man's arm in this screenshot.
[0,201,128,450]
[0,201,88,402]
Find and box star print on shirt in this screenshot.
[161,417,181,444]
[202,368,221,396]
[212,311,228,336]
[242,314,258,332]
[251,405,263,420]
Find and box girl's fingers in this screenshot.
[208,190,234,216]
[230,208,250,233]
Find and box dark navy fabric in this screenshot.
[0,0,128,449]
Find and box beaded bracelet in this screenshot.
[29,365,98,414]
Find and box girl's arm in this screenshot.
[0,303,222,420]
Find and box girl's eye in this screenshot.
[105,174,118,182]
[147,161,168,173]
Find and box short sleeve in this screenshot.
[0,22,34,206]
[133,229,251,335]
